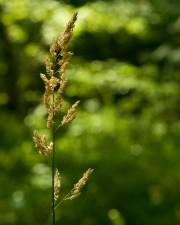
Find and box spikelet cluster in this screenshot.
[64,168,94,200]
[54,169,61,202]
[33,130,53,156]
[61,100,80,127]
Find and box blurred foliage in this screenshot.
[0,0,180,225]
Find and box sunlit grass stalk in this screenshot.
[33,12,93,225]
[52,93,55,225]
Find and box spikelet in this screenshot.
[54,79,67,113]
[58,12,78,78]
[40,74,59,98]
[40,73,50,108]
[45,58,53,77]
[59,12,78,52]
[50,39,59,57]
[64,168,94,201]
[54,169,61,202]
[47,107,54,129]
[61,100,80,127]
[33,130,53,156]
[40,73,49,85]
[49,76,59,91]
[40,73,60,128]
[59,52,73,77]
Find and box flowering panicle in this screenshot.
[33,12,93,220]
[33,130,53,156]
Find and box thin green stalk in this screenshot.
[52,93,55,225]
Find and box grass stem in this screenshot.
[52,93,55,225]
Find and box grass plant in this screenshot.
[33,12,93,225]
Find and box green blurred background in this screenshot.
[0,0,180,224]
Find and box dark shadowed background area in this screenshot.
[0,0,180,225]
